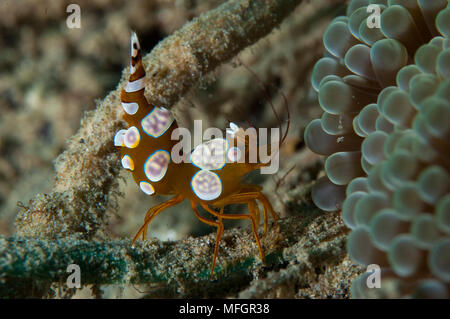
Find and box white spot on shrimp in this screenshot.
[131,32,140,58]
[227,146,242,162]
[125,77,145,93]
[141,107,174,137]
[121,155,134,171]
[139,181,155,195]
[191,170,222,201]
[190,138,228,170]
[124,126,140,148]
[226,122,239,137]
[144,150,170,182]
[114,129,127,146]
[121,102,139,115]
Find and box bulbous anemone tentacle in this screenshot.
[306,0,450,298]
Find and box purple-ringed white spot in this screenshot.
[144,150,170,182]
[114,129,127,146]
[190,138,228,170]
[121,155,134,171]
[191,170,222,201]
[227,146,242,162]
[139,181,155,195]
[141,107,174,138]
[124,126,140,148]
[121,102,139,115]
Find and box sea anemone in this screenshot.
[305,0,449,298]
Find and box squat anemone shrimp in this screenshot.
[115,32,289,275]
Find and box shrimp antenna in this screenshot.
[236,58,290,148]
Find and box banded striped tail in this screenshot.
[120,32,149,119]
[125,32,146,93]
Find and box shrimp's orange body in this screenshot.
[116,33,280,274]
